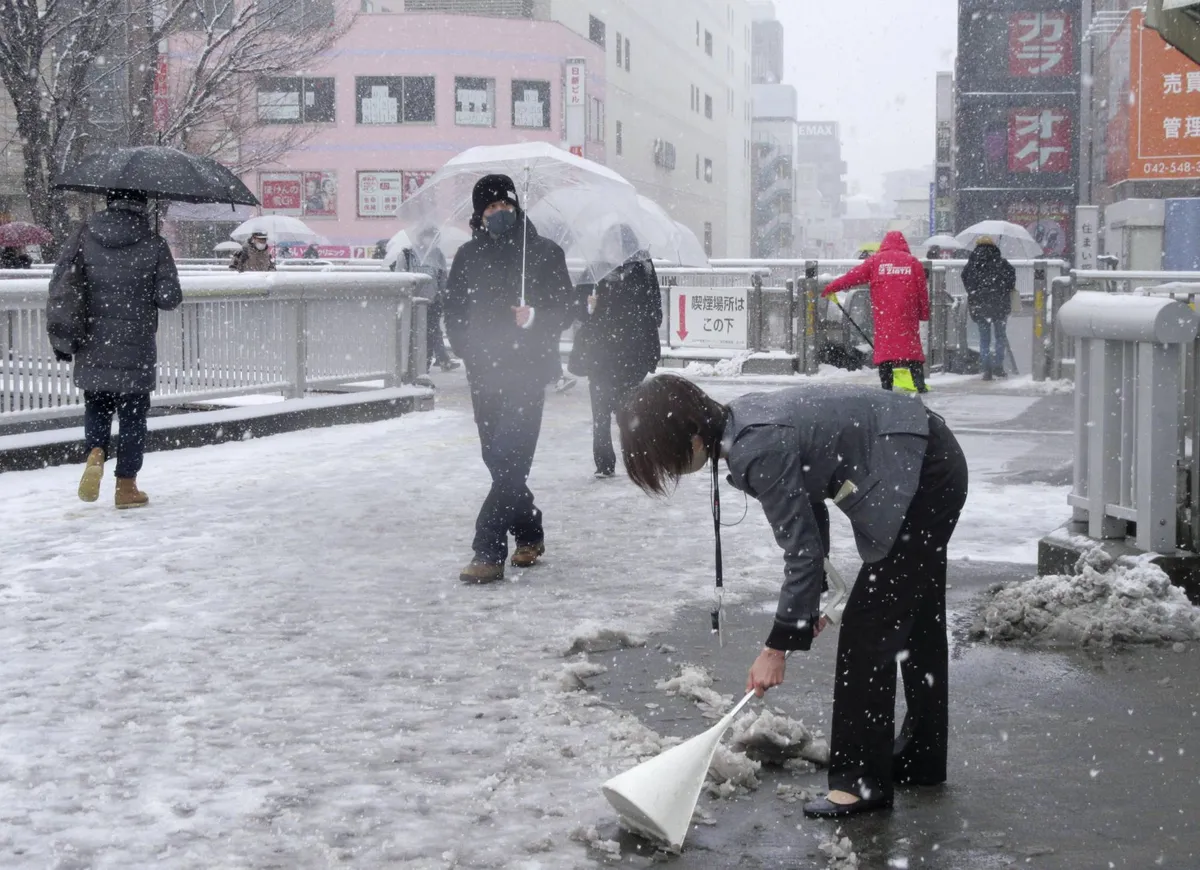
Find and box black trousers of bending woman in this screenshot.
[828,411,968,802]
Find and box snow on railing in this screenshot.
[0,271,432,423]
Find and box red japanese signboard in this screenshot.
[1009,11,1074,77]
[261,175,303,213]
[1008,108,1072,173]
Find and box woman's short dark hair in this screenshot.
[617,374,729,496]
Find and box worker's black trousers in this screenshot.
[828,411,969,802]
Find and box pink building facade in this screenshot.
[169,12,606,256]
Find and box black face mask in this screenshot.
[485,209,517,238]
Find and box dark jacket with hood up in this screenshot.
[961,243,1015,323]
[585,255,663,385]
[48,204,182,393]
[443,214,574,393]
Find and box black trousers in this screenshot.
[426,296,451,365]
[877,360,928,393]
[84,391,151,479]
[470,384,546,563]
[828,411,968,801]
[589,374,642,474]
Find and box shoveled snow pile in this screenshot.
[657,664,733,719]
[706,743,762,796]
[729,708,829,766]
[818,834,860,869]
[681,350,754,378]
[973,548,1200,646]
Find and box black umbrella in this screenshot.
[54,146,258,206]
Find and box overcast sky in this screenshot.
[774,0,958,199]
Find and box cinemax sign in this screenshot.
[797,123,836,137]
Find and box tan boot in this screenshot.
[459,559,504,584]
[114,477,149,510]
[78,448,105,502]
[510,542,545,568]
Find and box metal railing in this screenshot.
[0,271,432,423]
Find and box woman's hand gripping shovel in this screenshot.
[599,563,850,851]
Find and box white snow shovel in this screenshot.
[601,561,850,851]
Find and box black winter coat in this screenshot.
[585,257,663,385]
[961,245,1015,323]
[444,218,574,393]
[49,207,182,393]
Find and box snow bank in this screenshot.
[560,623,646,656]
[973,548,1200,646]
[656,664,733,719]
[729,708,828,766]
[679,350,754,378]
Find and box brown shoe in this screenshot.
[114,477,149,510]
[460,559,504,584]
[510,542,545,568]
[78,448,105,502]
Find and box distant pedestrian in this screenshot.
[372,239,388,259]
[1,246,32,269]
[616,374,968,820]
[402,226,459,372]
[961,236,1014,381]
[46,190,183,509]
[823,231,930,393]
[573,225,662,477]
[302,243,320,259]
[230,232,274,272]
[443,174,574,583]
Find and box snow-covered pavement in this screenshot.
[0,373,1073,868]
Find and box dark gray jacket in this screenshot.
[722,384,930,649]
[50,206,182,393]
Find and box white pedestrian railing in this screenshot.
[1059,292,1200,554]
[0,271,432,423]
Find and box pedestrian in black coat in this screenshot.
[579,226,662,476]
[46,190,182,508]
[961,238,1015,380]
[443,174,574,583]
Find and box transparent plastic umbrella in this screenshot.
[955,221,1044,259]
[231,215,323,244]
[382,226,469,270]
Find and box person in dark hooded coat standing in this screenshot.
[578,224,662,477]
[443,174,574,583]
[961,237,1015,380]
[46,190,182,508]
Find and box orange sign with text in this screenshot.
[1127,9,1200,180]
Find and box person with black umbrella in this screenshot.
[47,190,183,508]
[443,174,574,583]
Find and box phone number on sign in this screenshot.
[1141,161,1199,176]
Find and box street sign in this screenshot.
[669,287,748,350]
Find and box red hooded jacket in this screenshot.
[823,231,929,365]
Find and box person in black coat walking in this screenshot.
[443,174,574,583]
[961,237,1015,380]
[578,225,662,477]
[46,190,182,508]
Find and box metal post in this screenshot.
[409,296,429,383]
[803,261,820,376]
[1032,259,1048,382]
[1192,335,1200,552]
[1087,340,1127,539]
[396,296,413,384]
[785,278,795,356]
[284,298,307,399]
[750,272,764,352]
[1136,342,1180,552]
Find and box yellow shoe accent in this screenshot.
[892,367,918,394]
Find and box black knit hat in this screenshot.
[471,174,519,223]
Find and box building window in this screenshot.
[704,94,712,119]
[589,14,605,47]
[704,158,713,182]
[454,77,494,126]
[257,77,335,123]
[704,30,713,56]
[624,37,630,72]
[587,97,604,143]
[258,0,335,30]
[703,221,713,256]
[512,79,550,128]
[355,76,434,124]
[653,139,676,170]
[616,31,622,67]
[616,121,623,156]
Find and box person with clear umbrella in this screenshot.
[571,223,663,477]
[401,225,459,372]
[961,236,1015,381]
[443,174,574,583]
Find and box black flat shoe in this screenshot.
[802,795,892,818]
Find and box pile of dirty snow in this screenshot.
[729,708,829,767]
[818,834,860,868]
[973,548,1200,646]
[680,350,753,378]
[657,664,733,719]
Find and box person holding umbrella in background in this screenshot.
[401,225,459,372]
[0,246,32,269]
[822,231,930,394]
[443,174,574,583]
[961,236,1015,381]
[230,232,274,272]
[47,191,182,508]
